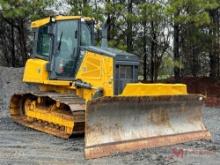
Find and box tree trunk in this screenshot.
[143,21,147,81]
[174,22,180,81]
[154,60,160,82]
[127,0,133,52]
[209,9,219,78]
[150,21,156,82]
[18,20,28,66]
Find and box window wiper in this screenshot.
[57,32,63,51]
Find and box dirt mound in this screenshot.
[0,66,36,116]
[181,77,220,97]
[166,77,220,107]
[180,77,220,107]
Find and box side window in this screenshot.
[36,26,51,58]
[81,23,92,46]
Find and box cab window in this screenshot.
[81,22,92,46]
[36,26,51,58]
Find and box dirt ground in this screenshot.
[1,66,220,165]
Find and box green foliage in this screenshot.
[0,0,55,66]
[0,0,54,20]
[138,1,166,23]
[67,0,104,21]
[166,0,219,26]
[159,55,184,78]
[0,0,220,78]
[108,40,127,51]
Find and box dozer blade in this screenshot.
[85,95,211,159]
[9,92,85,139]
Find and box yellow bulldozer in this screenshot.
[9,16,211,159]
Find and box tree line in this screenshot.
[0,0,220,82]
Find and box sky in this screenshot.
[48,0,71,14]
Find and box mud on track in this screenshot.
[1,66,220,164]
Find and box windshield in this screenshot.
[56,21,78,58]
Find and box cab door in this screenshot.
[50,20,79,80]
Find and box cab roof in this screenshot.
[31,15,93,28]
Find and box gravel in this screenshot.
[0,66,37,117]
[0,66,220,165]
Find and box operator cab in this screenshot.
[31,16,94,80]
[31,16,139,95]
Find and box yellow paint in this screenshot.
[23,55,187,101]
[31,16,93,28]
[56,15,93,21]
[25,109,74,128]
[23,58,48,83]
[121,83,188,96]
[31,17,50,28]
[39,85,74,94]
[23,59,74,87]
[24,99,74,134]
[23,50,115,101]
[43,80,71,86]
[75,51,114,100]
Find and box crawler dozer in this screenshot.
[9,16,211,159]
